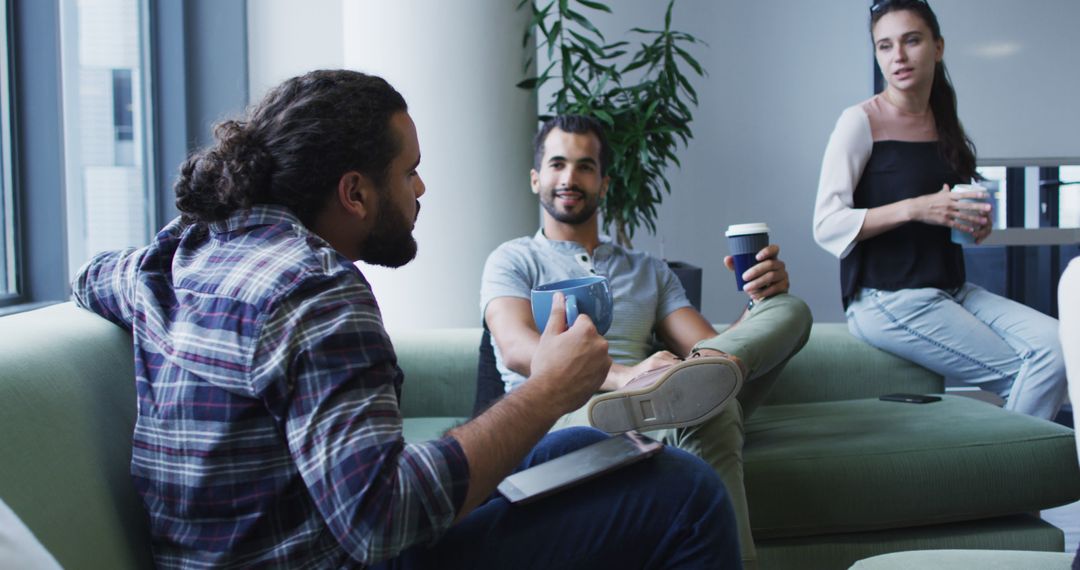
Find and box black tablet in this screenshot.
[497,431,664,504]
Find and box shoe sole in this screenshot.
[587,357,743,434]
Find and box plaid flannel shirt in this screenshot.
[72,205,469,568]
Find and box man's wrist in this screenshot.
[511,375,575,423]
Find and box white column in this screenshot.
[247,0,345,98]
[342,0,538,329]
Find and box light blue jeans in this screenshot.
[846,283,1067,420]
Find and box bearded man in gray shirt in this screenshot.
[481,115,813,570]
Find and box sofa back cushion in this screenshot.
[766,323,943,405]
[391,328,480,419]
[0,303,154,569]
[388,324,945,416]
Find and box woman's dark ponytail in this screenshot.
[928,62,978,181]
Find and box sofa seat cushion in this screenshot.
[759,514,1064,570]
[849,548,1074,569]
[744,395,1080,538]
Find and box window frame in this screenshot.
[0,0,17,307]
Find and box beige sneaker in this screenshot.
[587,356,743,434]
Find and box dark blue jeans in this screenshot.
[378,427,740,569]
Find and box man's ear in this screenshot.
[336,171,377,219]
[530,169,540,195]
[600,174,610,200]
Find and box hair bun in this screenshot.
[174,120,273,223]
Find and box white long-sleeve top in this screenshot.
[813,95,938,259]
[1059,257,1080,465]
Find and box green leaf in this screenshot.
[546,20,562,59]
[567,29,604,54]
[532,1,553,28]
[564,9,604,38]
[547,19,562,45]
[622,58,648,73]
[516,77,541,89]
[673,46,704,76]
[676,74,697,99]
[570,45,599,68]
[575,0,612,13]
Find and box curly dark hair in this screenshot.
[174,70,407,226]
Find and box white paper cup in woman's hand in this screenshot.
[950,184,991,245]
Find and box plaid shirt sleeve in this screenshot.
[253,271,470,565]
[71,247,143,328]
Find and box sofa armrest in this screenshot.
[763,323,944,405]
[0,303,155,569]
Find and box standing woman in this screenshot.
[813,0,1066,420]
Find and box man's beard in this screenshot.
[358,196,419,268]
[540,186,600,225]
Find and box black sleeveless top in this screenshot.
[840,141,966,307]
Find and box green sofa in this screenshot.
[2,302,1078,569]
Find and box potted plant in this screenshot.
[517,0,708,308]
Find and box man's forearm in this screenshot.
[448,380,564,519]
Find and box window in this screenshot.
[59,0,153,279]
[0,0,246,311]
[0,1,15,299]
[975,166,1008,230]
[1059,165,1080,229]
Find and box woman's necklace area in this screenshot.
[881,89,930,116]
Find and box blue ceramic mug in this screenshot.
[531,276,613,335]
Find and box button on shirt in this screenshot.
[72,205,468,568]
[480,230,692,392]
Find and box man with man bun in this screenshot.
[72,71,738,568]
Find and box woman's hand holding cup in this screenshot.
[910,184,992,237]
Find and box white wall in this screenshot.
[587,1,871,322]
[933,0,1080,166]
[247,0,344,99]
